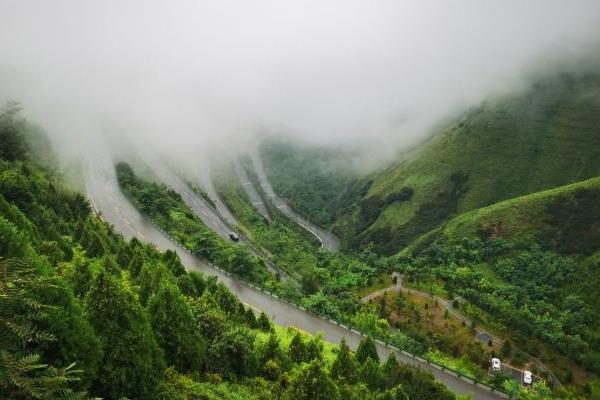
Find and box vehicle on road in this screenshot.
[523,370,532,385]
[491,358,501,371]
[228,232,240,242]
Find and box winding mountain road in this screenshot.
[82,153,505,399]
[234,159,271,221]
[193,165,240,227]
[145,164,288,280]
[249,151,340,252]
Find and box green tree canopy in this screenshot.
[284,359,340,400]
[356,336,379,364]
[330,338,357,384]
[85,270,165,399]
[148,279,207,372]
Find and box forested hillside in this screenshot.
[259,140,364,228]
[0,105,460,399]
[256,70,600,394]
[393,176,600,380]
[262,72,600,255]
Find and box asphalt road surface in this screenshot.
[147,165,287,279]
[82,157,505,400]
[234,159,271,220]
[249,151,340,252]
[193,166,240,226]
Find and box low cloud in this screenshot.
[1,0,599,170]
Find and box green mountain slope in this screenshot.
[259,139,365,227]
[1,105,462,400]
[395,176,600,379]
[334,72,600,254]
[441,175,600,255]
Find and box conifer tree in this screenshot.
[85,270,165,399]
[288,332,307,364]
[148,279,207,372]
[356,336,379,364]
[330,338,357,383]
[257,312,272,332]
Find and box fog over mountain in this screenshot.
[1,0,599,170]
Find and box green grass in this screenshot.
[441,175,600,254]
[333,71,600,254]
[255,324,339,366]
[355,273,393,297]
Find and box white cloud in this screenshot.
[0,0,599,167]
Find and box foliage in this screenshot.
[148,280,207,372]
[259,139,362,227]
[85,270,165,398]
[284,359,340,400]
[0,105,540,400]
[116,161,271,284]
[329,71,600,254]
[398,235,600,376]
[356,336,380,364]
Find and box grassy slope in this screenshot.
[335,72,600,254]
[431,175,600,314]
[441,176,600,247]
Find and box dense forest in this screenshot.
[1,105,466,399]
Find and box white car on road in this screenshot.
[523,370,532,385]
[491,358,501,371]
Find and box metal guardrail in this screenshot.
[98,185,509,398]
[184,183,294,281]
[145,217,511,399]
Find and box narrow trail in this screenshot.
[361,275,561,387]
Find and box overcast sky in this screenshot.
[1,0,599,167]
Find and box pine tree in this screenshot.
[176,273,197,297]
[359,358,383,391]
[261,332,282,363]
[382,353,401,388]
[284,359,340,400]
[162,249,185,277]
[127,249,144,277]
[85,270,165,399]
[148,279,207,372]
[306,335,324,361]
[376,385,410,400]
[356,336,379,364]
[206,325,257,378]
[138,261,174,305]
[257,312,272,332]
[501,340,513,357]
[330,338,357,383]
[245,308,258,329]
[0,258,89,399]
[288,332,307,364]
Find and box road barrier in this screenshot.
[142,216,511,398]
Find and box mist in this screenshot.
[1,0,600,173]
